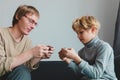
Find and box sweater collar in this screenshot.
[84,36,99,48]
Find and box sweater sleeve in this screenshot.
[68,61,79,74]
[78,44,114,79]
[0,34,14,76]
[23,39,40,71]
[68,43,114,79]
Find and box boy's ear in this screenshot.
[91,26,97,33]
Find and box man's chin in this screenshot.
[24,33,29,35]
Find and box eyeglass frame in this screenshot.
[24,15,38,26]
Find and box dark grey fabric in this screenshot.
[31,61,120,80]
[115,57,120,80]
[113,2,120,80]
[113,1,120,57]
[31,61,76,80]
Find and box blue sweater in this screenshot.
[68,36,117,80]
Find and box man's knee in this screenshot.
[7,65,31,80]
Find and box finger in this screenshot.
[47,45,55,51]
[40,45,49,50]
[66,48,72,50]
[61,48,67,52]
[44,53,52,58]
[63,57,67,61]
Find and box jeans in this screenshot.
[0,65,31,80]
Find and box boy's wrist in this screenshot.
[74,56,82,65]
[76,59,82,65]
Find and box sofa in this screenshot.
[31,60,120,80]
[31,61,77,80]
[0,60,119,80]
[114,56,120,80]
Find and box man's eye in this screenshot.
[30,20,37,26]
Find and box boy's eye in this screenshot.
[79,31,84,34]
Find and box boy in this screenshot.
[59,16,117,80]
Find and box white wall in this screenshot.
[0,0,119,60]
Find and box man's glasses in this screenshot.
[24,15,38,26]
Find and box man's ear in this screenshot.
[15,14,19,20]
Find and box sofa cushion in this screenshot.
[31,61,76,80]
[114,56,120,80]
